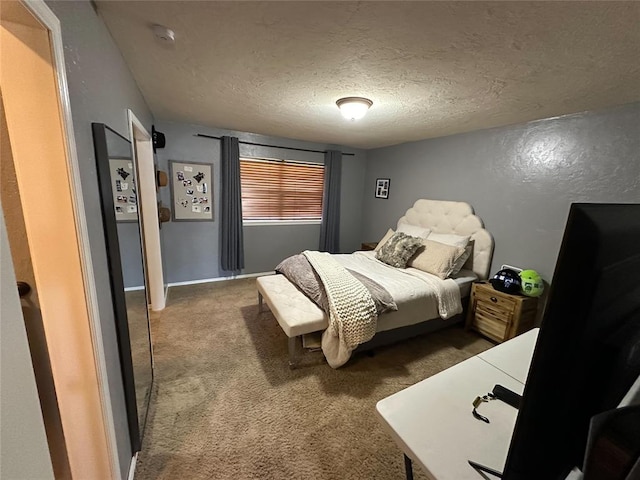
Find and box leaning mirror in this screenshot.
[92,123,153,452]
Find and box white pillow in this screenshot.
[428,232,470,248]
[407,239,466,279]
[397,223,431,239]
[374,228,395,252]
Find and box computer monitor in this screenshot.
[503,203,640,479]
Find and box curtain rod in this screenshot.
[194,133,355,156]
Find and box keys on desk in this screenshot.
[472,395,491,423]
[472,384,521,424]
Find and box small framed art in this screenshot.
[375,178,390,199]
[170,160,214,221]
[109,158,138,222]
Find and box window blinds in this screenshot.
[240,158,324,220]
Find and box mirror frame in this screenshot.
[92,122,143,452]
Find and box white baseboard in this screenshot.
[124,285,145,292]
[167,271,274,288]
[127,453,138,480]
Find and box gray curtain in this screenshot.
[319,150,342,253]
[220,136,244,271]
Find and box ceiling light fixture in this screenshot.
[336,97,373,121]
[152,24,175,44]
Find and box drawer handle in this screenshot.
[490,297,498,303]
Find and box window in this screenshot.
[240,158,324,221]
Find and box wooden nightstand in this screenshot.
[361,242,378,251]
[465,281,538,343]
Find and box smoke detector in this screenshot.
[152,24,175,44]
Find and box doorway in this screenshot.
[128,110,165,311]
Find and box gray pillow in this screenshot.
[375,232,423,268]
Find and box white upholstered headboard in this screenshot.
[397,199,494,280]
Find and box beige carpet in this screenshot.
[135,278,493,479]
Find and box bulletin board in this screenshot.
[170,160,213,221]
[109,158,138,222]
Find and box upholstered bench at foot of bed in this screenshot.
[256,274,328,368]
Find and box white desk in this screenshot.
[477,330,537,384]
[376,329,539,480]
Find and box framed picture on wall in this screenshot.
[170,160,214,221]
[109,158,138,222]
[375,178,390,199]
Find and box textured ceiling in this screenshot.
[96,1,640,149]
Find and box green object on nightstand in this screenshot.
[519,269,544,297]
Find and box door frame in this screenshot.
[15,0,120,476]
[128,109,165,311]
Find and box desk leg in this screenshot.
[404,454,414,480]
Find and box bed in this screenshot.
[256,199,494,368]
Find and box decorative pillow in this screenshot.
[375,232,424,268]
[407,239,466,279]
[374,228,395,252]
[427,233,472,275]
[397,222,431,239]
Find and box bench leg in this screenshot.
[288,336,300,370]
[258,292,263,312]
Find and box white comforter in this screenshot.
[301,250,462,368]
[333,251,463,332]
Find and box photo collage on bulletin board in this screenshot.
[170,160,213,221]
[109,158,138,222]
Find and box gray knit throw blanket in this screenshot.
[303,250,377,368]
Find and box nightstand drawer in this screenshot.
[474,288,517,313]
[475,301,513,323]
[475,303,512,323]
[466,281,539,343]
[473,309,509,342]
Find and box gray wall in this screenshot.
[118,223,145,288]
[154,120,367,284]
[46,1,154,477]
[106,126,145,289]
[363,102,640,286]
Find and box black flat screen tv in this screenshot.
[503,203,640,479]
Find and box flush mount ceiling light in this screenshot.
[152,24,175,44]
[336,97,373,121]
